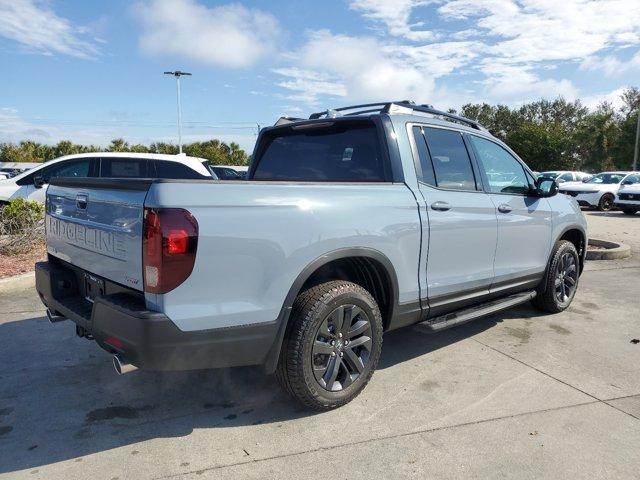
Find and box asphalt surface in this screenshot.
[1,211,639,479]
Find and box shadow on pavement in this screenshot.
[0,303,545,474]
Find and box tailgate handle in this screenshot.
[76,194,88,210]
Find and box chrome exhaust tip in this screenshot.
[113,355,138,375]
[46,308,66,323]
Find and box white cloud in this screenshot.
[133,0,280,68]
[272,67,346,105]
[581,51,640,77]
[348,0,436,41]
[0,0,99,58]
[275,31,437,105]
[582,86,629,111]
[438,0,640,65]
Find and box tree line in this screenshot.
[1,86,638,172]
[0,138,250,166]
[454,87,639,172]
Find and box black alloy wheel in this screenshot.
[312,304,372,392]
[554,251,578,305]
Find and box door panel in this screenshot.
[467,134,552,290]
[410,126,498,312]
[489,194,552,289]
[423,186,498,305]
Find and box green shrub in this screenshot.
[0,198,44,233]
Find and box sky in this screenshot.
[1,0,639,153]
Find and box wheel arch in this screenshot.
[557,226,587,273]
[263,247,399,373]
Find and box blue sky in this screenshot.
[1,0,639,153]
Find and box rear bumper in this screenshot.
[35,260,278,371]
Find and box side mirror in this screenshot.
[536,177,558,197]
[33,176,45,188]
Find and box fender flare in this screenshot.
[262,247,399,374]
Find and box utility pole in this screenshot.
[164,70,192,154]
[634,110,640,171]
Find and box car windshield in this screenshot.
[585,173,626,184]
[540,171,561,179]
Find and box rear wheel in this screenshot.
[532,240,580,313]
[598,193,615,211]
[622,208,638,215]
[276,281,383,410]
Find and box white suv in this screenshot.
[558,171,640,211]
[615,173,640,215]
[0,153,214,204]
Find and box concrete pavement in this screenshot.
[0,212,639,479]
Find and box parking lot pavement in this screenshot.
[1,215,640,480]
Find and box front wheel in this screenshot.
[532,240,580,313]
[598,193,615,211]
[276,281,383,410]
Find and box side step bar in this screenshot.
[421,291,537,332]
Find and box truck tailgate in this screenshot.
[46,179,151,291]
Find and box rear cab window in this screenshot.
[252,120,388,182]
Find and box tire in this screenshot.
[532,240,580,313]
[598,193,615,211]
[275,280,383,410]
[622,208,638,215]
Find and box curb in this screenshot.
[0,271,35,295]
[586,239,632,261]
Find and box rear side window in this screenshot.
[150,161,206,179]
[253,122,387,182]
[422,128,477,190]
[100,158,148,178]
[412,126,436,186]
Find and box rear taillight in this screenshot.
[142,207,198,294]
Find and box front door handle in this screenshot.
[430,201,451,211]
[498,204,512,213]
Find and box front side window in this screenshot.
[557,172,574,182]
[469,136,530,195]
[422,127,477,190]
[623,174,640,184]
[42,159,91,183]
[253,122,386,182]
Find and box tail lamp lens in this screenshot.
[143,208,198,293]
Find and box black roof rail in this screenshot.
[308,100,488,131]
[309,101,412,119]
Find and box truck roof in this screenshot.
[275,100,489,134]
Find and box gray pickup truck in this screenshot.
[36,101,587,410]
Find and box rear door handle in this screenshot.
[497,204,512,213]
[430,201,451,211]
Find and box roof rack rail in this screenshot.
[308,100,487,131]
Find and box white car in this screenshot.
[0,152,215,204]
[558,171,640,211]
[539,170,592,184]
[615,173,640,215]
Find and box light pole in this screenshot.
[634,110,640,171]
[164,70,192,154]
